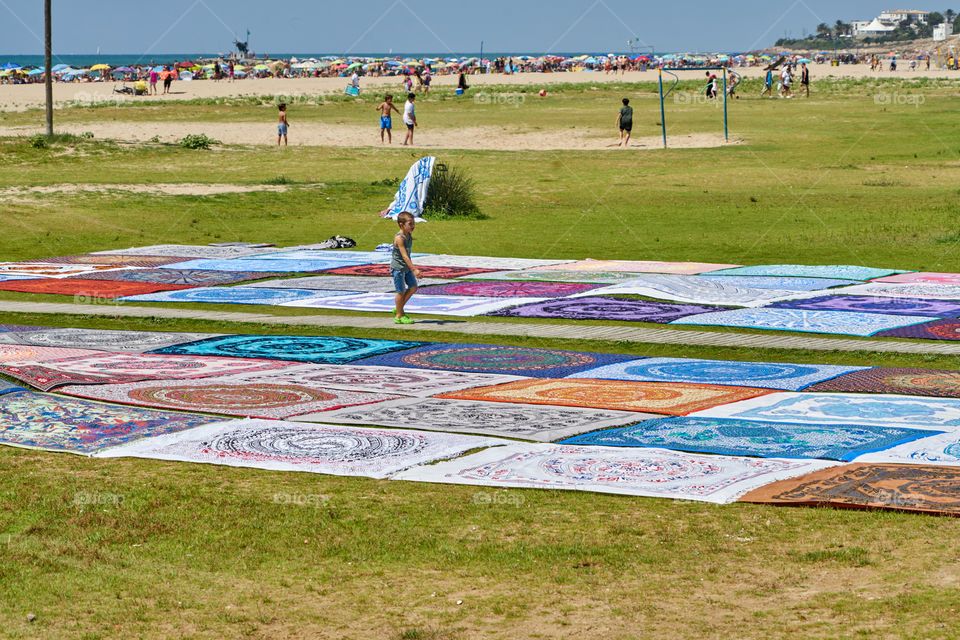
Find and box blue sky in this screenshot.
[0,1,921,54]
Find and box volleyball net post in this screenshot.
[658,66,729,148]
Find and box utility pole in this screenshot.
[44,0,53,136]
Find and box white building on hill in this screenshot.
[879,9,930,24]
[852,18,897,36]
[934,22,954,40]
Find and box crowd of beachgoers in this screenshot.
[2,47,958,86]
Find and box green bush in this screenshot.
[28,134,48,149]
[179,133,220,150]
[424,162,486,220]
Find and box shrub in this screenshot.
[29,134,48,149]
[424,162,486,219]
[179,133,220,150]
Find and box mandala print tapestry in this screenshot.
[873,319,960,341]
[151,334,425,364]
[829,283,960,300]
[413,255,576,270]
[279,292,545,316]
[119,286,351,306]
[3,328,222,354]
[0,344,104,363]
[570,274,804,307]
[872,272,960,285]
[459,269,650,284]
[320,263,500,278]
[0,279,192,298]
[669,308,937,337]
[855,431,960,466]
[77,268,279,286]
[94,418,510,478]
[243,275,454,291]
[158,258,360,273]
[698,275,860,291]
[804,367,960,398]
[526,259,741,274]
[394,443,838,503]
[704,264,905,280]
[34,254,192,267]
[417,280,602,298]
[486,297,727,322]
[93,244,289,258]
[769,295,960,318]
[25,352,295,381]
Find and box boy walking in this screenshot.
[277,103,289,146]
[376,94,401,143]
[391,212,422,324]
[402,93,417,146]
[616,98,632,148]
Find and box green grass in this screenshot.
[3,78,960,638]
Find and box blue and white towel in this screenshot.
[381,156,436,222]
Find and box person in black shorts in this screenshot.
[800,62,810,98]
[616,97,633,148]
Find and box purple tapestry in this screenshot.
[417,281,601,298]
[874,319,960,341]
[769,295,960,318]
[486,296,729,323]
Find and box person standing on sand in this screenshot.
[800,62,810,98]
[616,98,632,148]
[376,94,401,144]
[149,67,159,95]
[277,103,289,146]
[760,66,773,98]
[402,93,417,146]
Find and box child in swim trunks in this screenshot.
[391,212,422,324]
[376,94,401,144]
[277,103,289,146]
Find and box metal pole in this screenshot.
[658,68,666,148]
[722,68,728,141]
[44,0,53,137]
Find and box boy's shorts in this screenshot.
[277,123,288,135]
[406,123,414,131]
[380,116,391,130]
[392,268,417,293]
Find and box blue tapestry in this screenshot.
[150,334,427,364]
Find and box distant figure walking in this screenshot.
[800,62,810,98]
[760,66,773,98]
[616,98,632,148]
[402,93,417,146]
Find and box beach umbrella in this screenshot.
[254,64,269,70]
[346,62,361,69]
[90,63,111,70]
[114,66,134,72]
[51,63,70,72]
[27,68,42,75]
[0,62,21,70]
[798,58,811,63]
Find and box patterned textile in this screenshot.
[31,254,190,267]
[119,287,352,306]
[670,308,937,337]
[694,392,960,430]
[527,259,741,274]
[60,379,400,419]
[486,296,726,322]
[569,358,867,391]
[384,156,436,220]
[872,272,960,285]
[770,294,960,318]
[0,263,131,279]
[213,363,526,397]
[303,397,644,441]
[804,367,960,398]
[0,380,24,396]
[280,292,546,316]
[93,244,288,258]
[0,275,36,282]
[243,275,454,291]
[459,269,650,284]
[76,268,279,286]
[829,283,960,301]
[414,255,576,270]
[560,416,936,461]
[23,352,294,382]
[0,364,152,391]
[0,278,192,298]
[394,443,837,503]
[95,418,509,478]
[0,324,52,332]
[855,431,960,466]
[151,334,425,364]
[698,275,860,291]
[3,328,222,353]
[0,344,104,363]
[873,319,960,341]
[705,265,905,280]
[417,280,601,298]
[437,378,771,415]
[158,258,360,273]
[738,463,960,515]
[320,263,500,278]
[244,250,398,263]
[351,343,637,378]
[570,275,810,307]
[0,390,221,454]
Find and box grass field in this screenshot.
[2,78,960,639]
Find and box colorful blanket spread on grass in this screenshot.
[460,269,650,284]
[413,255,575,270]
[21,352,294,381]
[698,275,860,291]
[0,278,192,298]
[559,416,937,461]
[0,344,104,363]
[0,380,24,396]
[486,296,727,322]
[93,244,288,258]
[436,378,771,415]
[320,263,500,278]
[704,264,905,280]
[804,367,960,398]
[0,363,154,391]
[693,392,960,430]
[769,294,960,318]
[77,268,278,286]
[32,254,191,267]
[3,328,221,353]
[873,319,960,341]
[417,280,601,298]
[0,263,130,278]
[828,283,960,300]
[527,259,741,274]
[0,390,222,454]
[383,156,435,221]
[393,443,838,503]
[243,275,453,291]
[872,272,960,285]
[119,286,353,306]
[60,379,400,419]
[669,308,937,337]
[302,397,644,441]
[151,334,424,364]
[738,463,960,515]
[212,363,526,397]
[158,258,360,273]
[94,418,509,478]
[244,250,400,263]
[280,292,546,316]
[351,343,637,378]
[568,358,868,391]
[855,431,960,466]
[572,275,804,307]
